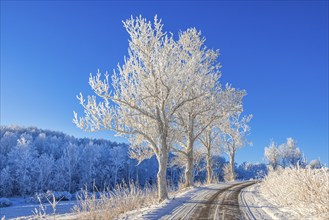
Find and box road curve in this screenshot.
[197,181,255,219]
[163,181,255,220]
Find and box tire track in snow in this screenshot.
[161,182,254,220]
[194,182,254,219]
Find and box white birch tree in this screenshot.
[73,16,217,201]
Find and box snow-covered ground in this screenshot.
[0,198,78,220]
[1,182,300,220]
[239,183,298,220]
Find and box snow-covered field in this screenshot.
[0,198,77,219]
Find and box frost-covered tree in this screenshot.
[60,143,81,192]
[170,29,222,187]
[169,148,204,180]
[198,86,245,184]
[0,166,13,197]
[221,112,252,181]
[110,146,127,186]
[35,153,55,192]
[198,126,221,184]
[264,140,280,170]
[278,137,302,168]
[308,159,323,169]
[73,16,220,201]
[236,162,267,180]
[264,137,304,169]
[0,131,18,159]
[7,134,37,195]
[286,137,302,167]
[0,125,140,197]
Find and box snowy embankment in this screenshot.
[239,183,298,220]
[260,167,329,219]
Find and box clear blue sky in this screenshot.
[1,1,328,165]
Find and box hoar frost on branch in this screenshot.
[73,15,225,201]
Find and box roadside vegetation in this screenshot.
[73,182,158,220]
[261,167,329,218]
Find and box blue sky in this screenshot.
[1,1,328,164]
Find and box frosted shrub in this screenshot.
[74,182,158,219]
[261,167,329,218]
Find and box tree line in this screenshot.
[263,137,323,170]
[0,125,267,198]
[0,126,151,197]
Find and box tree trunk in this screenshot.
[157,149,168,202]
[206,147,212,184]
[184,118,195,188]
[184,146,194,188]
[229,153,236,181]
[156,107,169,202]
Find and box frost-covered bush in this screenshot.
[0,197,12,207]
[261,167,329,218]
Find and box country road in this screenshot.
[160,181,255,220]
[196,182,255,219]
[120,180,298,219]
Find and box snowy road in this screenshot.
[162,181,254,220]
[130,181,255,220]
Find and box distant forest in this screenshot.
[0,126,267,197]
